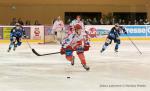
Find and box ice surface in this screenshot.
[0,41,150,91]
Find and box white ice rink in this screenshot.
[0,41,150,91]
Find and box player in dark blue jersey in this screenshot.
[100,23,127,53]
[8,23,26,52]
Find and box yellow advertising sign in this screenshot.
[3,27,12,39]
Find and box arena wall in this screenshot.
[0,0,149,25]
[0,25,150,43]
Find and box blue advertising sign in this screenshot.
[146,25,150,37]
[123,25,147,37]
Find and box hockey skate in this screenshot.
[115,49,118,52]
[100,48,105,53]
[13,44,17,51]
[83,64,90,71]
[7,47,11,52]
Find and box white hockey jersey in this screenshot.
[70,19,85,30]
[52,20,64,32]
[62,32,85,49]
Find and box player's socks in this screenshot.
[77,53,90,71]
[71,56,75,66]
[77,53,86,65]
[66,56,74,66]
[115,44,119,52]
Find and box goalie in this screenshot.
[52,16,65,43]
[60,24,90,71]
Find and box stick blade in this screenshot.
[32,49,41,56]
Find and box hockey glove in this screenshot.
[84,42,90,51]
[60,48,65,55]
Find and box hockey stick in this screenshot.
[25,39,38,55]
[25,39,60,56]
[32,49,60,56]
[26,39,32,50]
[126,34,142,55]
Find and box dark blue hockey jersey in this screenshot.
[108,26,127,39]
[10,27,25,38]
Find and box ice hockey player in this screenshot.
[66,16,83,36]
[52,16,65,43]
[69,15,90,39]
[60,24,90,71]
[7,23,26,52]
[70,15,85,30]
[100,23,127,53]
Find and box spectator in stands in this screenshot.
[66,17,71,24]
[81,19,85,24]
[133,20,139,25]
[144,19,150,25]
[118,19,122,25]
[10,18,18,25]
[99,17,104,25]
[111,17,116,25]
[121,19,126,25]
[105,19,111,25]
[34,20,41,25]
[128,20,132,25]
[25,20,31,25]
[92,17,98,25]
[139,19,144,25]
[85,18,92,25]
[18,18,24,25]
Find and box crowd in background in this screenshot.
[10,18,41,25]
[66,17,150,25]
[10,17,150,26]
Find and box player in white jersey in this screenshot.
[67,15,90,39]
[60,24,90,71]
[70,15,85,30]
[52,16,65,43]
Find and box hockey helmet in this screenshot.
[74,24,82,30]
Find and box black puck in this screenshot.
[67,76,71,79]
